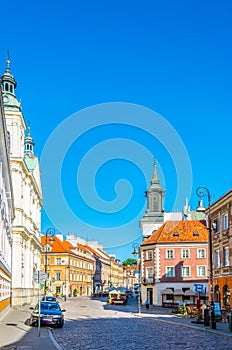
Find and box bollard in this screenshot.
[229,312,232,332]
[204,308,210,326]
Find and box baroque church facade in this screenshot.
[0,78,14,318]
[1,59,42,306]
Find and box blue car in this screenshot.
[30,301,66,328]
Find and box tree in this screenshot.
[122,258,137,266]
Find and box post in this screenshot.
[196,186,216,329]
[132,243,141,314]
[44,228,55,295]
[38,271,41,336]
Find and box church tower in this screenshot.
[1,57,42,306]
[140,158,165,240]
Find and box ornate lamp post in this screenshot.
[131,243,141,314]
[196,186,216,329]
[44,228,55,295]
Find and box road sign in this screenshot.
[33,270,48,283]
[194,284,204,293]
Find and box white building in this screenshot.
[0,82,14,318]
[1,58,42,305]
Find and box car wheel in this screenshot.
[57,322,64,328]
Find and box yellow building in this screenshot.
[41,234,95,297]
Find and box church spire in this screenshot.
[1,53,21,111]
[24,123,35,156]
[151,157,159,185]
[140,157,166,239]
[1,53,17,95]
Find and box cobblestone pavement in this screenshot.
[52,297,232,350]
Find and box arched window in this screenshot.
[5,83,9,91]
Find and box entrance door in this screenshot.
[147,288,153,305]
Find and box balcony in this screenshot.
[142,277,155,285]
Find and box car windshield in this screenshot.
[40,302,60,311]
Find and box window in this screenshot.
[223,247,230,267]
[56,272,61,281]
[213,219,219,233]
[166,267,175,277]
[146,267,153,278]
[181,266,190,277]
[56,258,61,265]
[222,214,229,231]
[214,250,220,268]
[197,249,206,259]
[45,258,50,266]
[197,266,206,277]
[182,249,190,259]
[166,249,174,259]
[146,250,152,260]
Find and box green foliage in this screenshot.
[122,258,137,266]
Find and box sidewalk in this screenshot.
[134,305,232,338]
[0,306,61,350]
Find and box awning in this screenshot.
[184,289,197,296]
[162,288,174,294]
[174,289,184,295]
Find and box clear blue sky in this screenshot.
[1,0,232,262]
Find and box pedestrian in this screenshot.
[145,299,149,309]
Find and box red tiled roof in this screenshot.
[86,245,102,258]
[141,220,208,246]
[41,236,73,253]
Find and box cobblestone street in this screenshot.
[52,297,232,350]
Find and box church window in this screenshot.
[5,83,8,91]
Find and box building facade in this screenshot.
[41,234,96,297]
[0,82,14,318]
[208,189,232,311]
[140,220,209,307]
[1,59,42,305]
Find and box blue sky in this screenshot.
[1,0,232,262]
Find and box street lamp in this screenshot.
[196,186,216,329]
[131,243,141,314]
[44,228,55,295]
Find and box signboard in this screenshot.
[33,270,48,283]
[194,284,204,293]
[214,302,221,316]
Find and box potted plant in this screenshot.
[73,288,78,297]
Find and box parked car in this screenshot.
[29,301,66,328]
[41,295,57,302]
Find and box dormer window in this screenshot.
[173,232,179,237]
[193,231,199,236]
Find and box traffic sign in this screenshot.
[194,284,204,293]
[33,270,48,283]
